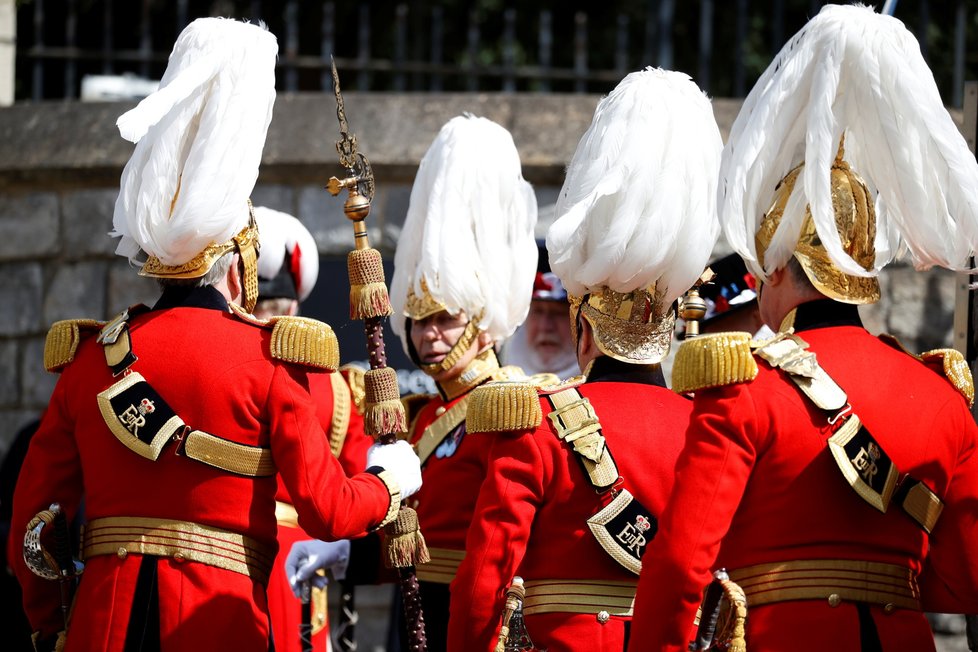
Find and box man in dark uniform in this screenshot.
[631,6,978,651]
[448,68,723,652]
[9,18,420,652]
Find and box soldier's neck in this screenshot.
[436,348,501,401]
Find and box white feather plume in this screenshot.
[254,206,320,302]
[547,68,722,307]
[111,18,277,266]
[720,3,978,281]
[390,115,538,352]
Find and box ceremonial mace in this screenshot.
[325,59,430,652]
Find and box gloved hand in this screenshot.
[284,538,351,599]
[366,440,422,498]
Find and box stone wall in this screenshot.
[0,93,967,458]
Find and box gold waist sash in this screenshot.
[416,547,465,584]
[82,516,275,585]
[522,578,636,617]
[729,559,921,611]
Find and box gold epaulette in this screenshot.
[340,364,367,415]
[466,381,543,433]
[227,305,338,371]
[44,319,105,372]
[920,349,974,407]
[672,332,758,395]
[879,335,974,408]
[269,317,340,371]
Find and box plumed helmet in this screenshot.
[254,206,319,302]
[389,115,538,357]
[547,68,722,364]
[720,4,978,303]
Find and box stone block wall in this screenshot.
[0,93,967,460]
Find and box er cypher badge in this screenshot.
[97,372,186,461]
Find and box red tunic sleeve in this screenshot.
[268,363,392,541]
[448,423,551,651]
[919,395,978,612]
[629,383,760,652]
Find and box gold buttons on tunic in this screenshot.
[174,552,186,562]
[884,603,896,614]
[596,610,610,624]
[435,406,446,416]
[117,547,128,559]
[827,593,841,607]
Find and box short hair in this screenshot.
[785,256,812,289]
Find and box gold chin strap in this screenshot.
[419,315,483,377]
[235,202,261,313]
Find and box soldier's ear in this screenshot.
[477,329,493,350]
[227,253,243,304]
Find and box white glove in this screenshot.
[284,539,351,599]
[366,440,422,499]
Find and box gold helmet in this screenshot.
[720,5,978,301]
[548,68,722,365]
[112,18,276,312]
[755,141,879,304]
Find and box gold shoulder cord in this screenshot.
[545,386,657,575]
[327,372,352,457]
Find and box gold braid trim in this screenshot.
[341,364,367,415]
[920,348,974,408]
[466,381,543,433]
[327,372,352,457]
[269,316,340,371]
[44,319,105,372]
[672,332,758,395]
[373,470,402,530]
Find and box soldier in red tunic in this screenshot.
[9,18,420,652]
[285,114,541,652]
[630,6,978,652]
[447,69,723,652]
[252,206,373,652]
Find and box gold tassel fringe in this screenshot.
[364,400,407,437]
[348,249,393,319]
[364,368,407,436]
[384,506,431,568]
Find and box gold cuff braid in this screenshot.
[374,469,402,530]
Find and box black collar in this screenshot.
[586,356,667,388]
[791,299,863,332]
[153,285,230,312]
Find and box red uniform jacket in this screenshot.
[10,288,394,652]
[267,367,372,652]
[402,385,495,652]
[630,301,978,652]
[448,360,692,652]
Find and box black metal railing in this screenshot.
[13,0,972,105]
